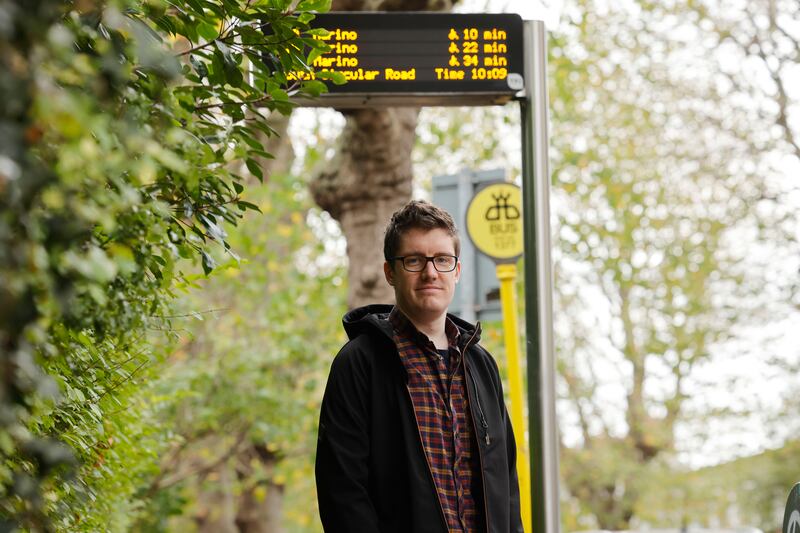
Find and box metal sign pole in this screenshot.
[520,19,561,533]
[457,169,477,324]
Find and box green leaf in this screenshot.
[307,45,324,66]
[227,65,244,88]
[215,40,233,62]
[209,50,226,85]
[302,80,328,97]
[190,224,208,242]
[316,69,345,85]
[236,200,261,212]
[189,55,209,80]
[245,158,264,181]
[180,13,200,42]
[89,403,103,420]
[237,25,262,45]
[268,87,289,102]
[201,250,216,275]
[297,0,331,12]
[68,386,86,403]
[197,21,218,41]
[306,28,330,37]
[184,0,206,15]
[215,41,243,87]
[152,15,179,36]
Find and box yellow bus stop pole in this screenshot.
[496,262,531,533]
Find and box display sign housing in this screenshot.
[290,12,525,106]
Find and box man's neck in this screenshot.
[403,311,449,350]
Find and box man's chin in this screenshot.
[410,302,448,318]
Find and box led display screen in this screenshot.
[289,13,525,98]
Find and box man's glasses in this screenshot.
[393,255,458,273]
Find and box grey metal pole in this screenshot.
[457,169,477,324]
[520,19,561,533]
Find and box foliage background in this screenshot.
[0,0,334,529]
[1,0,798,531]
[136,170,346,531]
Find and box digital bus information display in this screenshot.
[290,13,525,104]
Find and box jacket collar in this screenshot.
[342,304,481,348]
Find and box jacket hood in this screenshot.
[342,304,395,341]
[342,304,481,345]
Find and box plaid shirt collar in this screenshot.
[388,306,461,353]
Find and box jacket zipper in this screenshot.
[460,329,489,445]
[470,375,491,446]
[461,329,492,533]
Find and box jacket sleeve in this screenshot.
[315,344,381,533]
[486,349,525,533]
[504,402,524,533]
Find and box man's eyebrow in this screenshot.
[398,251,454,256]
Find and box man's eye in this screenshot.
[405,256,423,267]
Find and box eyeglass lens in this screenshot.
[402,255,456,272]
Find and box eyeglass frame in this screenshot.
[391,255,459,273]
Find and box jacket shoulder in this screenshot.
[323,331,398,407]
[469,342,500,369]
[329,331,395,377]
[467,342,504,390]
[336,331,390,361]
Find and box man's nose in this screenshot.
[421,260,439,278]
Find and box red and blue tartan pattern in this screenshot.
[389,308,482,533]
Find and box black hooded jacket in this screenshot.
[315,304,523,533]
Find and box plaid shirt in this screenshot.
[389,308,483,532]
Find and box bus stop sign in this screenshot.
[465,181,523,262]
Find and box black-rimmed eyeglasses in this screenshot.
[392,255,458,273]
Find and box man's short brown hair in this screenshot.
[383,200,461,263]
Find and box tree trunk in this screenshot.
[311,108,418,308]
[195,462,239,533]
[310,0,457,310]
[234,444,286,533]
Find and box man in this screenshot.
[316,200,523,533]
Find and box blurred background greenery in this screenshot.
[0,0,797,531]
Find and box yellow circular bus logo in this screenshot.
[465,182,523,261]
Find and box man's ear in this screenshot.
[454,261,461,284]
[383,261,394,286]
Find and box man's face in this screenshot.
[383,227,461,325]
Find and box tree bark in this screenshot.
[310,0,457,310]
[234,445,286,533]
[311,108,418,308]
[195,462,239,533]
